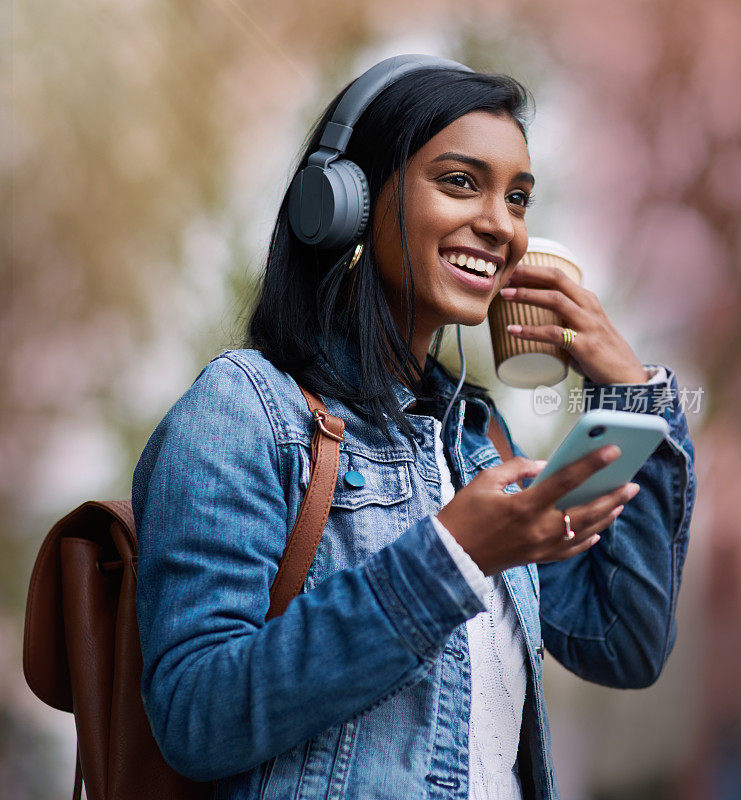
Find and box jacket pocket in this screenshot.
[297,447,414,584]
[299,448,413,510]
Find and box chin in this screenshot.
[444,306,490,328]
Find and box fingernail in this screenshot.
[500,288,517,298]
[627,483,640,497]
[603,445,621,462]
[591,534,601,545]
[533,459,548,469]
[612,505,624,517]
[507,324,522,334]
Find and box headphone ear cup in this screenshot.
[333,159,370,247]
[288,158,370,250]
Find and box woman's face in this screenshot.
[372,110,533,339]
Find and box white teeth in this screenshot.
[443,251,498,277]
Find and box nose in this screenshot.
[471,195,515,245]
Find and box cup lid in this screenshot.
[526,237,578,264]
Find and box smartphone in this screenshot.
[528,409,669,511]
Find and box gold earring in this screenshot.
[347,242,364,271]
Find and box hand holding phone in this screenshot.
[528,410,668,510]
[436,409,668,576]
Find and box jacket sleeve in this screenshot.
[133,355,485,781]
[499,364,697,689]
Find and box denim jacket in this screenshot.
[132,345,696,800]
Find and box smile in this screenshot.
[438,251,496,291]
[441,251,499,276]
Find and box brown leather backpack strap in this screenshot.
[265,386,344,621]
[486,406,523,490]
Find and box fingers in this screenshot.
[500,286,588,328]
[504,323,582,353]
[527,445,622,510]
[542,481,641,561]
[505,263,589,307]
[566,482,640,531]
[573,506,621,541]
[560,532,603,559]
[540,508,617,562]
[485,456,548,489]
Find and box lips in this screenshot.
[438,252,494,292]
[439,247,504,273]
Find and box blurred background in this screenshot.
[5,0,740,797]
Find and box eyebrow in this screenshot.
[431,151,535,187]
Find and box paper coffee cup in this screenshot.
[488,237,583,388]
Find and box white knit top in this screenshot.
[428,367,668,797]
[430,418,527,800]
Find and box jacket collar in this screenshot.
[315,330,492,435]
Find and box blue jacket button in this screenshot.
[344,470,365,488]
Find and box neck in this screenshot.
[387,308,437,388]
[410,332,434,373]
[388,331,435,391]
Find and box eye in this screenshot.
[440,172,476,191]
[508,190,536,209]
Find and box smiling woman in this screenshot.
[373,112,534,363]
[131,55,696,800]
[247,60,535,442]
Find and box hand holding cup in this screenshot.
[489,237,648,386]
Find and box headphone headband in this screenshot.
[317,55,474,155]
[288,53,474,250]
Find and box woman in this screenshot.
[133,55,696,799]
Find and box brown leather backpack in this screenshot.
[22,387,345,800]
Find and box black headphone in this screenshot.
[287,54,474,251]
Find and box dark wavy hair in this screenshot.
[245,65,533,442]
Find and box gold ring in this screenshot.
[347,242,364,271]
[561,327,577,352]
[563,512,575,542]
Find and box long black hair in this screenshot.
[246,66,533,442]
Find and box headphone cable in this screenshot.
[441,324,466,435]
